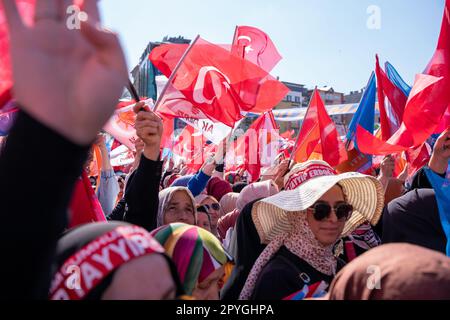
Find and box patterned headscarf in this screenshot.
[151,223,230,295]
[239,212,337,300]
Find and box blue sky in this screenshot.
[99,0,444,94]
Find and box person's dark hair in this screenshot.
[232,182,247,193]
[196,205,212,227]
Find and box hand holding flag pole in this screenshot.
[127,79,148,114]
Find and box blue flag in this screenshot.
[385,61,411,97]
[346,72,376,152]
[425,167,450,256]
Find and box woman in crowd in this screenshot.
[220,162,291,300]
[219,192,239,217]
[151,223,233,300]
[207,177,233,202]
[195,194,222,236]
[50,222,184,300]
[158,187,197,227]
[239,168,384,300]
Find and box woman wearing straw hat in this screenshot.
[239,161,384,300]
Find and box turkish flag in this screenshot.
[231,26,282,73]
[186,142,217,174]
[150,38,288,127]
[356,0,450,155]
[160,115,175,150]
[172,124,207,164]
[375,55,407,140]
[293,89,347,167]
[357,73,448,155]
[227,111,279,182]
[405,143,431,178]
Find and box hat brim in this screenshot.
[252,172,384,244]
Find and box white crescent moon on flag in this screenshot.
[237,35,252,43]
[184,144,194,154]
[193,66,232,105]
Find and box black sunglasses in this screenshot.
[308,201,353,221]
[204,203,220,211]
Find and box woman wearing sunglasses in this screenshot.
[195,195,222,237]
[239,161,384,300]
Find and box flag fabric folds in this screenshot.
[150,37,288,127]
[293,89,347,167]
[356,1,450,155]
[231,25,282,73]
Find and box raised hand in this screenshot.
[133,101,163,161]
[2,0,128,145]
[429,127,450,174]
[380,155,395,178]
[201,157,216,176]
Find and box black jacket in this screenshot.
[381,188,446,254]
[107,155,162,232]
[220,199,266,300]
[0,112,89,299]
[251,246,345,300]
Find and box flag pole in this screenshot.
[153,35,201,113]
[127,79,140,102]
[231,25,239,48]
[288,87,316,166]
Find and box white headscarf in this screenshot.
[157,187,197,227]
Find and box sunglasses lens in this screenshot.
[313,203,331,221]
[336,204,353,221]
[212,204,220,211]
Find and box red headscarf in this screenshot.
[206,177,232,202]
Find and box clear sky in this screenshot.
[99,0,445,94]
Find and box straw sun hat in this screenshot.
[252,161,385,244]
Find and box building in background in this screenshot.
[277,82,308,109]
[131,36,191,132]
[273,81,308,133]
[130,36,191,101]
[307,86,344,105]
[344,89,364,103]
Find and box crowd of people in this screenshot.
[0,0,449,300]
